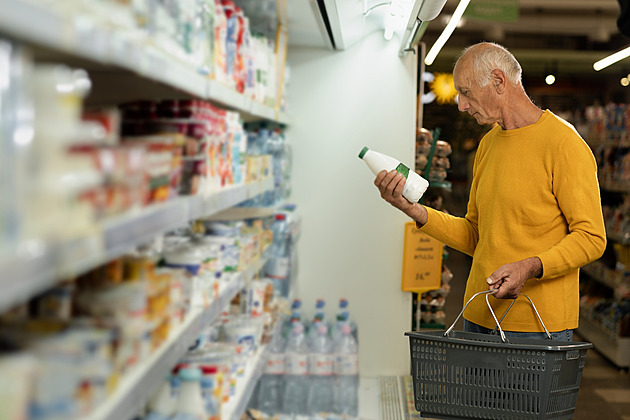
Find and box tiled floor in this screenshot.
[573,341,630,420]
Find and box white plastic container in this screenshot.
[359,146,429,202]
[172,368,206,420]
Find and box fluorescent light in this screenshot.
[425,0,470,66]
[593,45,630,71]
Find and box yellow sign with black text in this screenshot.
[401,222,443,293]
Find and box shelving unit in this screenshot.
[0,177,274,314]
[0,0,290,124]
[84,253,269,420]
[0,2,290,419]
[578,133,630,368]
[578,315,630,368]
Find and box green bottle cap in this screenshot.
[358,146,369,159]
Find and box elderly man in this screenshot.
[375,42,606,340]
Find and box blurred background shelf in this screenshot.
[577,315,630,368]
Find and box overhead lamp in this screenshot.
[593,45,630,71]
[621,77,629,87]
[545,74,555,85]
[399,0,448,55]
[425,0,471,66]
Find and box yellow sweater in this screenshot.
[420,110,606,332]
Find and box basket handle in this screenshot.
[444,288,552,342]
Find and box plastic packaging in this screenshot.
[333,324,359,416]
[282,323,309,415]
[359,146,429,203]
[172,368,207,420]
[256,329,286,414]
[145,376,175,419]
[307,324,334,414]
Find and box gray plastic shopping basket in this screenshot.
[405,289,592,420]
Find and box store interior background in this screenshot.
[288,0,627,374]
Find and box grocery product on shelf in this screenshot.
[359,146,430,203]
[145,376,175,420]
[172,368,207,420]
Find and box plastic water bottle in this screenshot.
[282,323,309,415]
[257,330,286,414]
[265,213,291,297]
[337,298,358,343]
[307,324,335,415]
[359,146,429,202]
[334,324,359,416]
[144,376,174,420]
[307,299,327,345]
[172,368,207,420]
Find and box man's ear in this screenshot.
[491,69,506,94]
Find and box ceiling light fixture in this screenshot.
[545,74,555,85]
[593,45,630,71]
[425,0,470,66]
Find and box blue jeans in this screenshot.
[464,319,574,341]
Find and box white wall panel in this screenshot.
[287,32,417,376]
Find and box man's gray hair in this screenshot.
[457,42,522,87]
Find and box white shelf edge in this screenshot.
[0,1,290,125]
[0,179,274,314]
[221,342,268,420]
[577,314,630,368]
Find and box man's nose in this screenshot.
[457,95,468,112]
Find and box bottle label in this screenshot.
[264,353,285,375]
[335,354,359,375]
[395,163,410,179]
[266,257,289,279]
[285,353,309,375]
[309,353,334,375]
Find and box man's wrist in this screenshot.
[528,257,543,279]
[411,204,428,227]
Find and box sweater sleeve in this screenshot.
[536,136,606,279]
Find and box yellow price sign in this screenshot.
[401,222,443,293]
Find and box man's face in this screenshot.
[453,58,498,126]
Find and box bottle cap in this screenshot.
[315,299,325,309]
[179,367,202,382]
[339,298,348,308]
[358,146,369,159]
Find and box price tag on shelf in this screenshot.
[401,221,443,293]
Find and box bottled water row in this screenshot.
[251,299,359,417]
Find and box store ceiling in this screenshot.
[287,0,629,79]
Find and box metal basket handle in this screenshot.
[444,288,552,342]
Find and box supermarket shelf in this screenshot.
[581,262,623,292]
[0,241,57,313]
[600,179,630,193]
[207,205,279,221]
[86,254,268,420]
[0,179,274,313]
[0,1,289,125]
[221,342,268,420]
[190,177,274,221]
[221,314,283,420]
[577,314,630,368]
[429,180,452,190]
[606,229,630,245]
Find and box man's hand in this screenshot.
[486,257,543,299]
[374,170,428,224]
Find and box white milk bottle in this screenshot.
[359,146,429,202]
